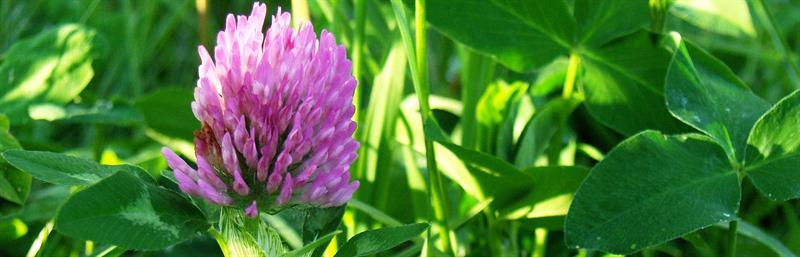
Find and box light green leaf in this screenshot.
[427,0,649,72]
[476,80,528,126]
[425,118,534,211]
[745,90,800,201]
[333,223,428,257]
[56,171,208,250]
[499,166,589,220]
[29,102,143,126]
[0,24,95,123]
[565,131,740,254]
[665,36,770,161]
[670,0,756,38]
[514,98,580,168]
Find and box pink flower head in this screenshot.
[162,2,359,217]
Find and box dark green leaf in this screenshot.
[134,87,199,142]
[56,171,208,250]
[583,31,690,135]
[427,0,649,71]
[665,37,770,161]
[565,131,740,254]
[0,116,29,212]
[0,24,95,123]
[745,90,800,201]
[333,223,428,257]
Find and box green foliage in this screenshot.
[134,86,199,142]
[665,37,770,161]
[670,0,756,38]
[565,131,740,254]
[745,91,800,201]
[57,171,207,250]
[427,0,648,72]
[476,80,528,126]
[0,115,29,215]
[0,24,94,123]
[4,150,121,186]
[333,223,428,257]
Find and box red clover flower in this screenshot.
[162,2,359,217]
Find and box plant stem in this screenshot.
[562,53,580,99]
[351,0,367,124]
[752,0,800,88]
[26,220,54,257]
[649,0,667,34]
[727,220,738,257]
[532,228,547,257]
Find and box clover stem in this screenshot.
[726,220,738,257]
[415,0,455,254]
[562,52,580,99]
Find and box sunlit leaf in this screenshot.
[670,0,756,38]
[0,24,95,123]
[745,90,800,201]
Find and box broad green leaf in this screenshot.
[2,150,141,186]
[0,24,94,123]
[565,131,740,254]
[745,91,800,201]
[665,36,770,161]
[499,166,589,220]
[476,80,528,126]
[427,0,649,71]
[56,171,207,250]
[0,116,29,213]
[514,98,580,168]
[333,223,428,257]
[135,86,199,142]
[281,231,341,257]
[670,0,756,38]
[582,31,690,135]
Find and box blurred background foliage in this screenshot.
[0,0,800,256]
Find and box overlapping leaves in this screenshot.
[566,34,800,255]
[428,0,686,135]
